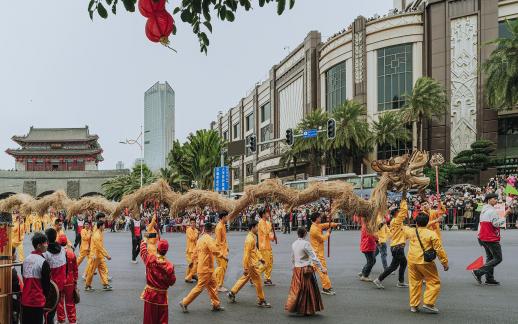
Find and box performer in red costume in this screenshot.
[140,238,176,324]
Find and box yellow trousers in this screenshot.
[230,267,265,302]
[12,242,24,262]
[214,256,228,288]
[182,272,220,307]
[184,252,197,281]
[85,257,109,286]
[315,256,332,289]
[77,249,89,266]
[408,262,441,307]
[259,249,273,281]
[33,222,42,232]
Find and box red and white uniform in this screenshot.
[478,204,505,242]
[77,219,84,235]
[21,251,50,308]
[134,220,142,238]
[44,244,67,292]
[140,241,176,324]
[57,248,78,324]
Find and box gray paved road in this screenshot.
[23,229,518,324]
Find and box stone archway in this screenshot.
[37,190,55,198]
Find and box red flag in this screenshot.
[466,256,484,270]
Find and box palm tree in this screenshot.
[483,19,518,111]
[102,164,157,201]
[182,129,226,190]
[331,100,372,173]
[372,111,411,148]
[293,109,329,176]
[159,167,188,192]
[400,76,448,150]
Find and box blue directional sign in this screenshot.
[214,166,230,192]
[303,128,318,139]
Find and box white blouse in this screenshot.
[291,238,324,271]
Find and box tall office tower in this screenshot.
[144,82,175,171]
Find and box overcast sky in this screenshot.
[0,0,391,170]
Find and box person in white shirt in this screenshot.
[285,227,325,316]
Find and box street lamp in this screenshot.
[119,125,144,188]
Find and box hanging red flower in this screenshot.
[145,10,174,45]
[138,0,166,18]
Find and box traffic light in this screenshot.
[249,135,257,153]
[327,118,336,139]
[285,128,294,146]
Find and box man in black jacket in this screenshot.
[129,217,142,263]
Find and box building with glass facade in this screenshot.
[211,0,518,191]
[144,82,175,171]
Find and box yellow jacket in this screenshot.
[377,224,390,244]
[195,233,220,274]
[389,200,408,247]
[147,215,158,247]
[309,223,338,258]
[42,214,50,228]
[80,228,92,252]
[392,199,448,266]
[90,228,110,259]
[11,220,26,245]
[426,205,446,233]
[215,221,228,258]
[242,232,261,271]
[185,227,199,254]
[258,218,274,251]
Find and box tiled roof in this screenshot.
[12,127,98,143]
[6,148,102,156]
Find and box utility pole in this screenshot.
[119,125,144,188]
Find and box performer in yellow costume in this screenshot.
[421,200,446,241]
[85,218,112,291]
[214,212,229,292]
[258,208,275,286]
[77,221,92,266]
[184,218,199,283]
[391,199,449,314]
[179,222,224,313]
[309,212,339,296]
[11,210,26,262]
[227,220,271,308]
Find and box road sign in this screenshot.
[214,166,230,192]
[303,129,318,139]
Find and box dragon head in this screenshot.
[371,150,430,192]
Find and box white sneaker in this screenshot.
[396,282,409,288]
[422,304,439,314]
[359,276,373,282]
[131,260,138,264]
[373,279,384,289]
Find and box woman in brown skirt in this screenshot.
[285,227,325,316]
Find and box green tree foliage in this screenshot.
[400,77,448,149]
[161,129,226,190]
[102,163,157,201]
[281,100,410,176]
[483,19,518,111]
[450,140,495,182]
[372,111,411,148]
[424,162,456,191]
[87,0,294,53]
